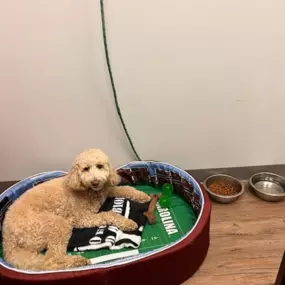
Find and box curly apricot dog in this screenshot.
[2,149,150,271]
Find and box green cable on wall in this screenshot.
[100,0,141,161]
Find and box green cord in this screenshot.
[100,0,141,161]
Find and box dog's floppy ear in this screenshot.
[108,161,121,187]
[64,164,82,191]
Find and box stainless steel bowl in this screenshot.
[249,172,285,202]
[203,174,244,204]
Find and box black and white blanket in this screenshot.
[67,197,150,252]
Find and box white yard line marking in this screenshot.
[169,207,184,235]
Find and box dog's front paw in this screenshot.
[121,219,138,231]
[136,192,151,203]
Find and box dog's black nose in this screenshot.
[92,182,99,187]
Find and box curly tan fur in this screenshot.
[2,149,150,271]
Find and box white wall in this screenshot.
[1,0,285,180]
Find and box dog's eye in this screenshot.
[82,166,90,172]
[96,164,103,169]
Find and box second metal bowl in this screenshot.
[249,172,285,202]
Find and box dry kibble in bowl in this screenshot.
[208,181,239,196]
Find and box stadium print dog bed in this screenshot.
[0,161,211,285]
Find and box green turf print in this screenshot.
[67,185,197,262]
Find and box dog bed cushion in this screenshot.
[67,195,150,253]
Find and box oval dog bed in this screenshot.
[0,161,211,285]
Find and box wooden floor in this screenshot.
[184,184,285,285]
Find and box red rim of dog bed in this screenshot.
[0,161,211,285]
